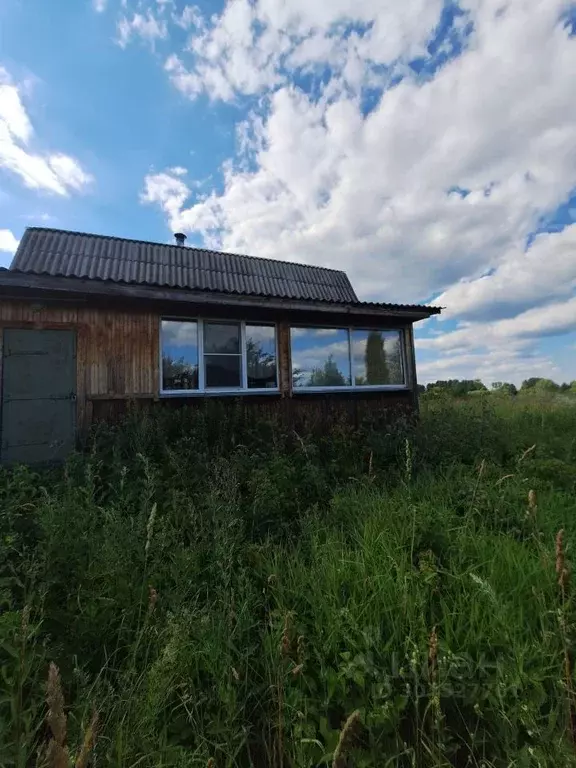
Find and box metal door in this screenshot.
[1,329,76,464]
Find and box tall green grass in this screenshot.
[1,398,576,767]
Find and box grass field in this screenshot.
[2,396,576,767]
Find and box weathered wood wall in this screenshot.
[0,299,416,437]
[0,301,159,432]
[90,390,415,430]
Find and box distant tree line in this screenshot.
[418,378,576,397]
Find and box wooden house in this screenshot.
[0,227,440,463]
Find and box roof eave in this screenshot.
[0,270,440,320]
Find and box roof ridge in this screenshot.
[23,227,350,277]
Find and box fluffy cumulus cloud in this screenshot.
[0,228,19,253]
[140,167,190,223]
[0,67,93,196]
[135,0,576,384]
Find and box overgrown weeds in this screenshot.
[1,398,576,766]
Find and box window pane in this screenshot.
[161,320,199,390]
[352,330,404,386]
[246,325,277,389]
[205,355,242,388]
[290,328,351,388]
[204,322,240,354]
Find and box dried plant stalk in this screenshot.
[75,711,99,768]
[428,626,438,683]
[554,530,576,746]
[45,663,69,768]
[280,613,292,658]
[332,710,361,768]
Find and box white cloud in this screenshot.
[93,0,107,12]
[418,297,576,355]
[164,55,203,100]
[48,154,93,192]
[174,5,204,30]
[164,0,444,102]
[141,0,576,383]
[435,224,576,321]
[0,68,93,195]
[117,11,167,48]
[0,74,32,142]
[417,347,561,387]
[414,295,576,385]
[0,228,19,254]
[141,167,191,224]
[148,1,576,297]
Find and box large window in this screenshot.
[291,328,351,388]
[351,330,404,386]
[161,319,277,393]
[161,320,199,391]
[291,327,405,390]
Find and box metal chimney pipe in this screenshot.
[174,232,187,246]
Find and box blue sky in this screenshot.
[0,0,575,386]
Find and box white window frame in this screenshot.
[159,317,280,397]
[290,325,410,393]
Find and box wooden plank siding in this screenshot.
[0,301,159,434]
[0,298,417,440]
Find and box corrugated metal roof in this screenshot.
[10,227,359,304]
[354,300,441,314]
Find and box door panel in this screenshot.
[1,329,76,464]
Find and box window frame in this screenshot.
[159,317,280,397]
[290,324,409,393]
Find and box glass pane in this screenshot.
[161,320,199,390]
[290,328,351,388]
[352,330,404,386]
[204,322,240,354]
[205,355,242,388]
[246,325,277,389]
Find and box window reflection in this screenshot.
[205,355,242,388]
[351,330,404,385]
[246,325,277,388]
[291,328,351,388]
[204,322,241,354]
[204,322,242,388]
[161,320,199,390]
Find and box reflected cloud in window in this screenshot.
[291,328,351,388]
[161,320,199,390]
